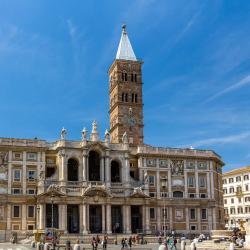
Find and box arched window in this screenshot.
[67,158,78,181]
[131,93,134,102]
[134,74,137,82]
[88,151,100,181]
[135,94,138,103]
[111,160,121,182]
[125,93,128,102]
[131,74,134,82]
[173,191,183,198]
[125,73,127,81]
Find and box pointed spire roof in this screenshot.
[116,24,137,61]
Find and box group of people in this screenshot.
[158,236,178,250]
[91,235,108,250]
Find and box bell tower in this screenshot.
[109,25,144,146]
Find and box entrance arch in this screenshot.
[111,160,121,182]
[67,158,78,181]
[88,151,100,181]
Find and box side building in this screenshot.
[223,166,250,229]
[0,25,224,241]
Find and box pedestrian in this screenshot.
[128,236,132,249]
[121,238,125,249]
[102,235,107,249]
[158,240,168,250]
[170,238,177,250]
[91,237,98,250]
[158,236,163,245]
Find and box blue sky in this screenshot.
[0,1,249,172]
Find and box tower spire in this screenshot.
[116,24,137,61]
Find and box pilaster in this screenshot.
[106,204,112,234]
[21,204,27,231]
[22,151,27,195]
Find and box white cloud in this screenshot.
[206,74,250,102]
[188,131,250,147]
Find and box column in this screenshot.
[21,204,27,231]
[168,169,172,198]
[212,208,216,230]
[7,204,11,230]
[206,172,211,198]
[105,156,111,185]
[23,151,27,195]
[169,207,173,230]
[157,207,161,231]
[106,204,112,234]
[208,208,213,230]
[184,160,188,198]
[101,157,105,182]
[210,161,214,199]
[124,155,130,183]
[82,154,87,181]
[59,150,66,181]
[197,208,201,232]
[122,206,127,233]
[145,206,150,234]
[102,205,106,233]
[82,204,88,234]
[195,160,199,198]
[138,157,143,181]
[185,207,189,232]
[156,159,160,199]
[126,205,131,234]
[61,205,67,233]
[39,204,45,229]
[79,204,83,233]
[7,151,12,194]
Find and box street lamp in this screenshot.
[161,177,167,239]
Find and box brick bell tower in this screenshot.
[109,25,144,146]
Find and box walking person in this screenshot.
[170,238,177,250]
[158,239,168,250]
[102,235,108,249]
[121,238,125,249]
[91,237,98,250]
[128,236,132,249]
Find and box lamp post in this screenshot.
[161,177,167,239]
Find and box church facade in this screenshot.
[0,26,224,241]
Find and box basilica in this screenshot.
[0,25,224,241]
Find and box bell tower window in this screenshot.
[134,74,137,82]
[125,93,128,102]
[122,72,127,81]
[135,94,138,103]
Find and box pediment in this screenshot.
[82,185,112,198]
[38,184,66,197]
[130,187,150,198]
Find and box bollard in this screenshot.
[229,242,234,250]
[190,242,196,250]
[181,240,186,250]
